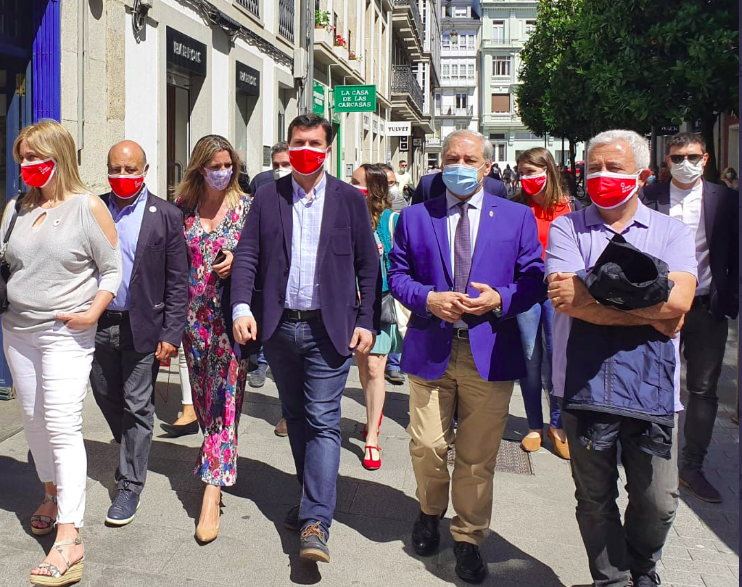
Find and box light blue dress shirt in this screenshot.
[233,175,327,320]
[107,187,147,311]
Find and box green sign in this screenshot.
[333,85,376,112]
[313,81,325,115]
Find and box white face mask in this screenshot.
[670,158,704,184]
[273,167,292,181]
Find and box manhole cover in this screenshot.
[447,439,533,475]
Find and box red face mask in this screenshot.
[289,147,327,176]
[355,186,368,197]
[586,171,639,209]
[21,158,57,188]
[520,172,547,196]
[108,174,145,200]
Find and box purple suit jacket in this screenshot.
[231,173,381,357]
[388,190,546,381]
[100,191,189,353]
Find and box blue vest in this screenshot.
[563,320,676,427]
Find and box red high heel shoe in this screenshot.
[363,445,382,470]
[362,414,383,440]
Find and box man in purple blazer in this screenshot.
[388,130,545,583]
[231,114,380,564]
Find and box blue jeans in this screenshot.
[262,318,352,538]
[386,353,401,372]
[516,300,561,430]
[256,346,268,366]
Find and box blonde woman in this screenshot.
[350,163,403,470]
[174,135,250,543]
[2,120,121,586]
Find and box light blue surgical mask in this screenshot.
[442,163,484,196]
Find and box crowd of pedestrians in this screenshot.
[0,114,737,587]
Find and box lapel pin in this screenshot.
[149,206,157,213]
[489,211,494,217]
[53,218,61,227]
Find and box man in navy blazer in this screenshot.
[641,132,739,503]
[231,114,379,563]
[411,169,507,205]
[388,130,545,583]
[90,140,188,525]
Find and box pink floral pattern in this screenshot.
[180,197,249,486]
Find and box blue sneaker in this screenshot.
[105,488,140,526]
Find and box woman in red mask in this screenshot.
[173,135,250,544]
[3,120,121,586]
[349,164,403,470]
[514,148,573,459]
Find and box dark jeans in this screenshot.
[263,318,352,538]
[680,301,729,472]
[89,316,159,494]
[516,300,561,430]
[562,410,679,586]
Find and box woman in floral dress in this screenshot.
[173,135,249,543]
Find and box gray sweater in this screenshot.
[0,193,122,332]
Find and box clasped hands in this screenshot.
[548,272,684,338]
[427,283,501,324]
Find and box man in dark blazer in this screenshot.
[231,114,380,563]
[641,132,739,503]
[411,171,507,205]
[90,140,189,525]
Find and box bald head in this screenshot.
[108,140,148,175]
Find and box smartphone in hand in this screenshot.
[213,249,227,265]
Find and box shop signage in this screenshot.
[263,146,271,167]
[166,27,206,77]
[333,85,376,112]
[236,62,260,96]
[313,81,325,116]
[386,122,411,136]
[413,138,423,147]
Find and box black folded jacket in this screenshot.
[581,234,673,310]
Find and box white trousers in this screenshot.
[178,344,192,405]
[3,323,96,528]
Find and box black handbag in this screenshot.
[380,291,396,325]
[0,196,24,314]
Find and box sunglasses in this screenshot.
[669,154,704,164]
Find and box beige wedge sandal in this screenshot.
[29,535,85,587]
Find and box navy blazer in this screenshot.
[641,179,739,320]
[411,173,507,206]
[100,190,189,353]
[231,173,381,357]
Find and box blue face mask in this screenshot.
[442,164,484,196]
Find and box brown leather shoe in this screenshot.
[547,427,571,460]
[520,430,543,452]
[274,418,288,437]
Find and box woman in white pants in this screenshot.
[2,120,121,586]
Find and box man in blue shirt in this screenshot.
[89,140,188,526]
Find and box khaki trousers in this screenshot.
[408,338,514,545]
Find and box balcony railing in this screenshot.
[278,0,294,42]
[435,106,474,117]
[393,0,424,40]
[391,65,424,110]
[482,38,512,48]
[235,0,260,18]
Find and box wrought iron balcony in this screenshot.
[235,0,260,18]
[391,65,424,111]
[278,0,294,42]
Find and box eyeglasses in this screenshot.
[669,154,704,164]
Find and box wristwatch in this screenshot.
[492,305,503,318]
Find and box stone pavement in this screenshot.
[0,324,737,587]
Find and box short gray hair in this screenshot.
[442,130,494,163]
[587,129,649,171]
[270,141,289,159]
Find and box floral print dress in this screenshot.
[180,196,249,486]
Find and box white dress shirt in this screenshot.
[669,181,711,295]
[446,187,484,329]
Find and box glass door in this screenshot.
[166,74,190,200]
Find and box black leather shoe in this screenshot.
[679,468,722,503]
[300,521,330,563]
[412,510,444,556]
[160,420,199,437]
[384,369,406,385]
[454,541,486,583]
[632,570,662,586]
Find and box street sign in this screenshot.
[313,82,325,116]
[387,122,410,136]
[333,85,376,112]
